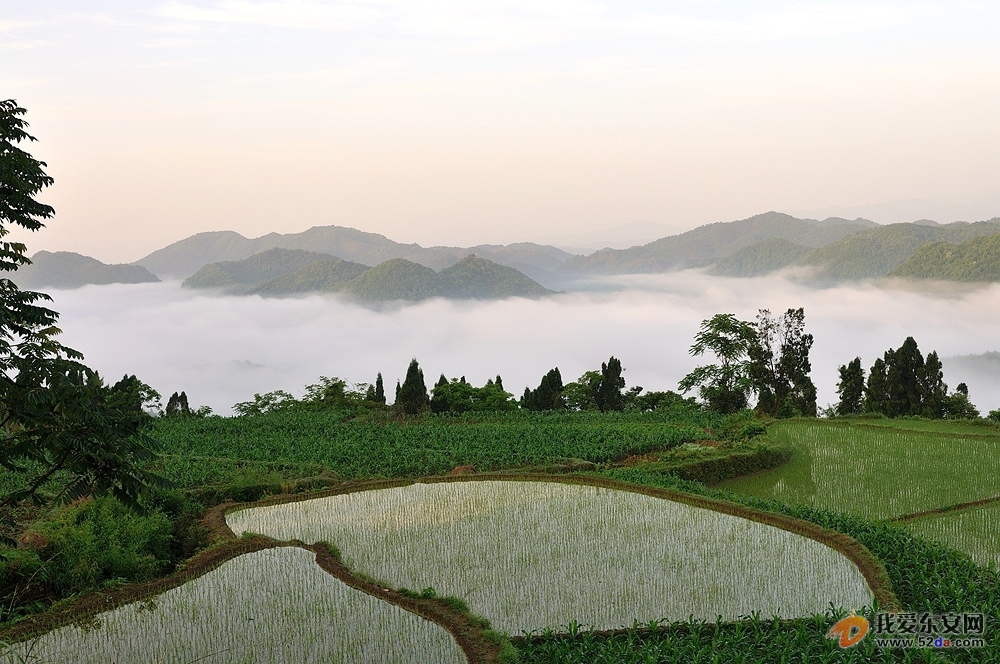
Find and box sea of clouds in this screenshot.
[48,273,1000,416]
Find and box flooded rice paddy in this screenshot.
[228,480,874,633]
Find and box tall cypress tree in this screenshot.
[374,372,385,404]
[863,358,890,415]
[886,338,924,416]
[836,357,865,415]
[397,358,428,415]
[595,356,625,412]
[921,351,947,418]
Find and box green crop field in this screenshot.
[721,419,1000,520]
[4,547,466,664]
[905,502,1000,572]
[228,480,873,633]
[152,410,717,480]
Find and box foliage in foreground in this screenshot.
[0,493,205,628]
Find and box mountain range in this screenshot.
[16,211,1000,293]
[134,226,573,287]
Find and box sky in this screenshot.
[2,1,998,263]
[47,275,1000,416]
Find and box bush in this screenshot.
[2,497,175,622]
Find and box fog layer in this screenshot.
[48,273,1000,415]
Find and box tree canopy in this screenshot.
[0,100,168,512]
[678,314,756,414]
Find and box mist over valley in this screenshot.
[46,269,1000,416]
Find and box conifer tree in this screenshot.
[921,351,947,418]
[374,372,385,404]
[863,358,890,414]
[836,357,865,415]
[522,368,565,410]
[397,359,428,414]
[595,356,625,412]
[886,337,924,416]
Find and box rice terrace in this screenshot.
[4,396,1000,662]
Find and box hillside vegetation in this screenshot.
[13,251,159,289]
[558,212,875,274]
[797,220,1000,280]
[709,238,814,276]
[890,231,1000,281]
[183,248,354,293]
[706,218,1000,280]
[184,251,553,301]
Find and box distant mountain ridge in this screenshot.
[14,251,159,289]
[135,225,574,287]
[558,212,877,274]
[706,219,1000,280]
[183,249,552,301]
[28,212,1000,291]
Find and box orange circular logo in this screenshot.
[826,612,870,648]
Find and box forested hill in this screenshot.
[135,224,574,286]
[707,219,1000,281]
[184,250,553,301]
[14,251,160,289]
[889,231,1000,281]
[557,212,876,275]
[183,248,368,294]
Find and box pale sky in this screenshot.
[3,1,999,263]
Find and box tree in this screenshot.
[165,391,190,417]
[595,356,625,412]
[562,371,602,410]
[521,368,565,411]
[920,351,947,418]
[886,337,924,417]
[232,390,296,416]
[629,390,697,412]
[748,308,816,417]
[397,358,428,414]
[943,390,980,419]
[431,375,516,414]
[678,313,756,414]
[374,372,386,404]
[108,374,162,419]
[0,100,167,511]
[863,357,890,415]
[430,374,452,413]
[1,364,170,512]
[836,358,865,415]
